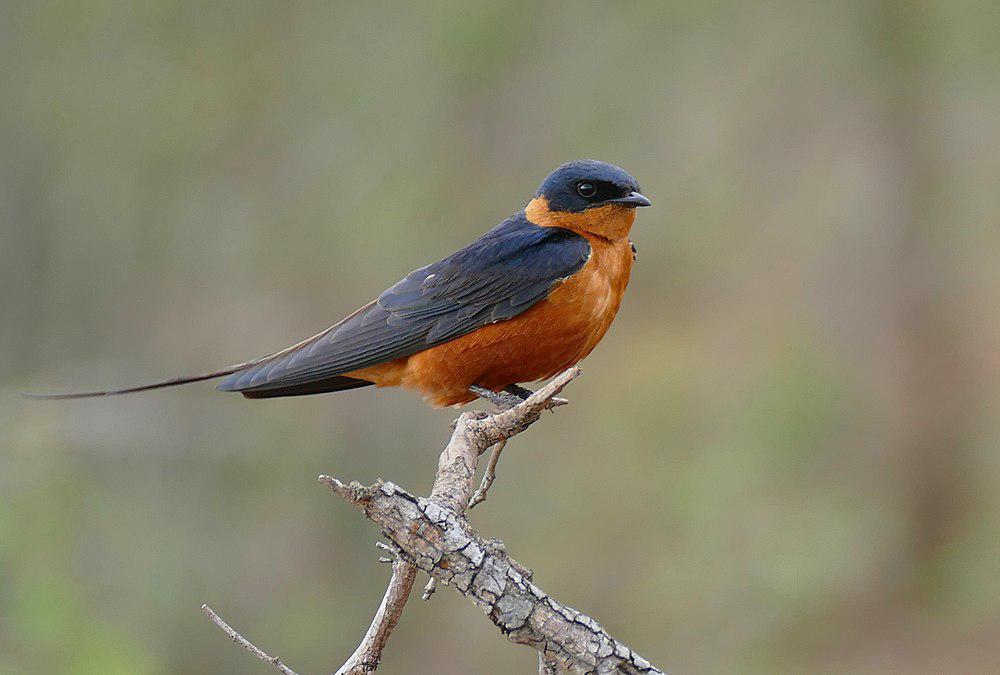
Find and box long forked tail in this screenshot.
[23,311,378,400]
[22,320,344,400]
[22,362,255,400]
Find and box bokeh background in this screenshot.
[3,1,1000,673]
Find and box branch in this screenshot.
[468,438,507,509]
[205,367,662,673]
[321,478,661,674]
[328,371,582,672]
[201,604,299,675]
[321,367,664,673]
[426,368,582,513]
[335,557,417,675]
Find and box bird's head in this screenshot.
[525,160,650,239]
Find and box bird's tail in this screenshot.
[22,362,256,400]
[22,320,368,400]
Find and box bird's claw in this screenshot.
[469,383,570,412]
[469,385,524,411]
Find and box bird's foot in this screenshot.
[469,383,569,411]
[502,384,534,401]
[469,384,524,411]
[502,384,569,410]
[463,380,571,511]
[503,384,569,410]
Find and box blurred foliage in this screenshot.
[2,1,1000,673]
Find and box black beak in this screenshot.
[609,191,651,208]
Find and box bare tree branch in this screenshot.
[468,438,507,509]
[205,366,662,673]
[335,558,417,675]
[331,370,583,670]
[201,604,300,675]
[320,367,663,673]
[321,476,662,674]
[425,368,581,513]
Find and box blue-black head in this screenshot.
[535,160,650,213]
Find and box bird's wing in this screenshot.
[216,215,590,395]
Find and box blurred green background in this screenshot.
[3,1,1000,673]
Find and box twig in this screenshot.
[425,368,581,514]
[201,604,299,675]
[468,438,507,509]
[335,558,418,675]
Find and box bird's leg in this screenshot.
[469,384,525,410]
[470,383,569,410]
[502,384,535,400]
[504,383,570,409]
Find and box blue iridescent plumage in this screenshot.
[216,214,590,397]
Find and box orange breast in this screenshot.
[348,233,633,407]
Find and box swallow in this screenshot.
[28,160,650,407]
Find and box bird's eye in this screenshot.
[576,181,597,198]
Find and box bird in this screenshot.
[28,160,650,408]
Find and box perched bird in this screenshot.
[29,160,649,407]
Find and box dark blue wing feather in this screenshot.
[217,214,590,395]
